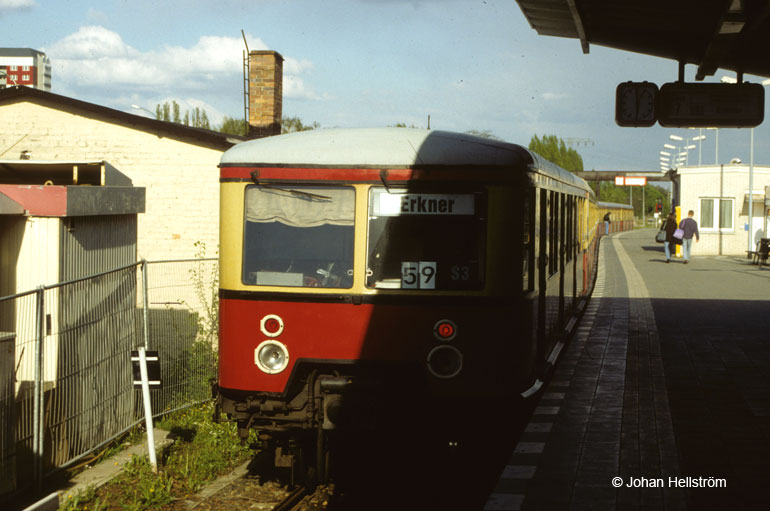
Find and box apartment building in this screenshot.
[0,48,51,91]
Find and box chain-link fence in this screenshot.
[0,258,218,500]
[144,259,218,416]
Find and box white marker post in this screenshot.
[137,346,158,473]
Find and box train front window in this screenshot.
[242,186,355,288]
[366,188,485,290]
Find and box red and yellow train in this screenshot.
[217,128,632,483]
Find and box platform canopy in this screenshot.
[515,0,770,80]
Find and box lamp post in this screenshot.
[660,143,677,209]
[131,104,156,118]
[682,144,697,165]
[691,133,706,165]
[669,135,684,165]
[670,135,699,166]
[705,127,719,164]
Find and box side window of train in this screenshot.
[564,195,570,263]
[571,196,576,260]
[559,193,566,267]
[523,188,535,292]
[539,188,547,279]
[548,191,553,275]
[549,191,559,275]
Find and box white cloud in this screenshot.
[284,57,314,75]
[284,76,322,100]
[0,0,36,16]
[46,26,138,59]
[44,26,320,112]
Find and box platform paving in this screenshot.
[485,228,770,510]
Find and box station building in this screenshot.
[0,87,242,262]
[674,163,770,255]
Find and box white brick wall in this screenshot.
[1,101,228,261]
[678,164,770,255]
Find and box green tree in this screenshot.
[157,102,171,121]
[172,101,181,123]
[218,115,248,136]
[528,134,584,171]
[188,107,210,129]
[599,181,628,204]
[154,101,211,129]
[282,116,320,133]
[597,182,670,220]
[213,115,320,136]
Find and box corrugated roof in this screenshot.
[515,0,770,80]
[0,86,247,149]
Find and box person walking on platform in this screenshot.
[603,212,611,235]
[679,210,700,264]
[662,211,678,263]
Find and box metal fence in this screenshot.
[0,258,218,500]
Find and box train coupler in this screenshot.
[274,446,294,468]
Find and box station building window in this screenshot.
[700,198,733,231]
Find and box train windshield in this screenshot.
[366,188,485,290]
[242,186,355,288]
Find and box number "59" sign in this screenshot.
[401,261,436,289]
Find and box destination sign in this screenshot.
[373,192,475,216]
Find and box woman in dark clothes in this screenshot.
[663,212,678,263]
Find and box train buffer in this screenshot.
[486,228,770,511]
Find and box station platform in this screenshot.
[485,228,770,511]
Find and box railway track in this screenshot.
[272,485,334,511]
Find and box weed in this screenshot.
[61,402,254,510]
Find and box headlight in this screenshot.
[254,340,289,374]
[426,345,463,379]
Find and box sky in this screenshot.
[3,0,770,173]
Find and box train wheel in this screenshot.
[316,427,329,484]
[290,430,328,490]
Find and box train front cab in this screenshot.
[217,166,536,446]
[216,131,607,487]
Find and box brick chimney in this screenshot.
[248,50,283,138]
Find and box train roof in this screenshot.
[221,128,592,193]
[222,128,526,167]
